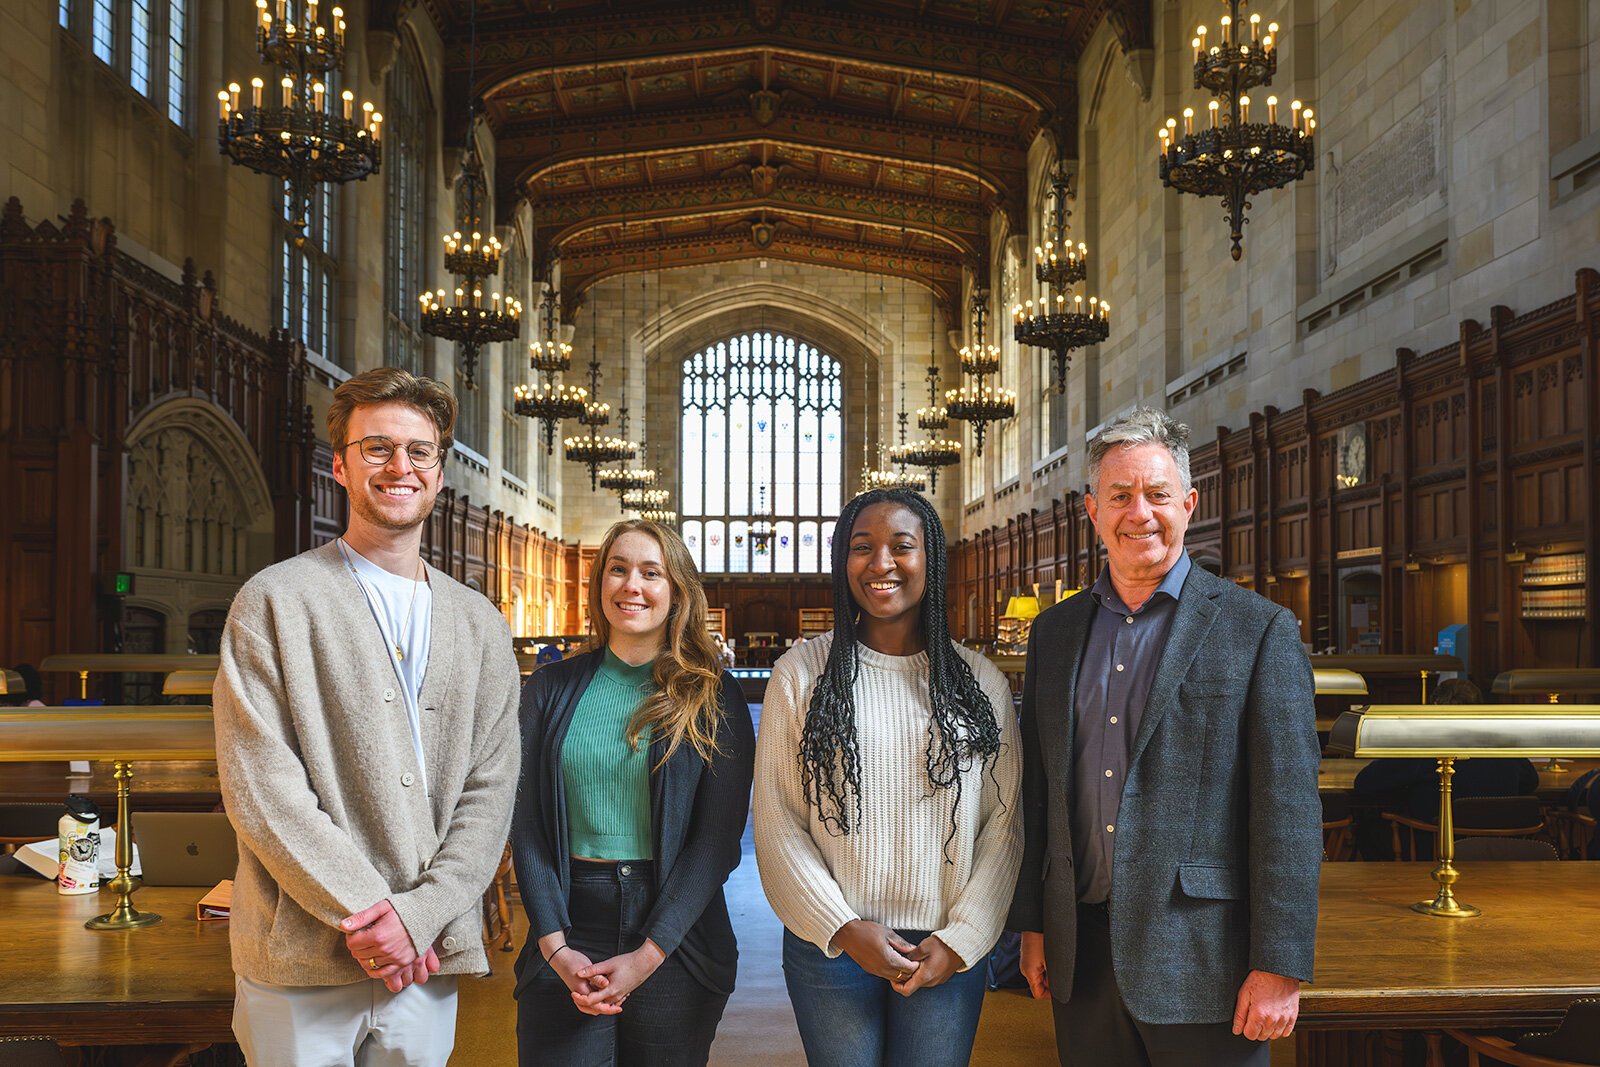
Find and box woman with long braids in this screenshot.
[754,488,1022,1066]
[512,519,755,1065]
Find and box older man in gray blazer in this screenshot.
[1009,407,1321,1067]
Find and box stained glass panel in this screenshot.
[680,331,842,574]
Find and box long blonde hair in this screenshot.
[586,520,725,763]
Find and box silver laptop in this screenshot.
[131,812,238,887]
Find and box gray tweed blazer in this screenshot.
[1007,562,1321,1025]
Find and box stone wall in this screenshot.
[956,0,1600,544]
[0,1,553,552]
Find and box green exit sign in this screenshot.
[113,573,134,595]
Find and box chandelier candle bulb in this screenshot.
[1240,95,1249,123]
[252,77,263,108]
[1193,37,1201,62]
[281,76,293,107]
[1268,95,1278,123]
[312,81,324,111]
[1251,12,1260,38]
[1184,107,1194,134]
[1197,24,1206,48]
[1209,100,1219,127]
[218,91,231,121]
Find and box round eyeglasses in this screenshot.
[343,435,445,470]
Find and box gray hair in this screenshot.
[1085,406,1193,493]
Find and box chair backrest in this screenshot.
[1455,795,1546,832]
[0,802,61,847]
[1455,837,1559,862]
[1517,998,1600,1065]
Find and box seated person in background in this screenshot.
[1352,677,1538,860]
[2,664,45,707]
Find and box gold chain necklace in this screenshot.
[338,540,425,661]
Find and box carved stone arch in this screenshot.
[1083,34,1125,131]
[640,283,884,520]
[124,398,276,655]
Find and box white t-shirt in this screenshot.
[338,541,433,794]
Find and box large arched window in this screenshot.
[680,332,843,574]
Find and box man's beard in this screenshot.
[348,490,431,531]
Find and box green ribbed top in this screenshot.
[562,648,655,860]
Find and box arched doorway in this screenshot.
[124,399,277,653]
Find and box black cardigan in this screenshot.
[510,649,755,998]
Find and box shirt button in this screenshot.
[1126,616,1134,624]
[383,688,396,702]
[442,936,458,951]
[400,772,415,787]
[1106,824,1115,833]
[1116,663,1125,672]
[1109,716,1118,724]
[1104,769,1114,778]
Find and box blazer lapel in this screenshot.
[1128,568,1222,769]
[1043,591,1097,761]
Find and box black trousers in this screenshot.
[516,859,729,1067]
[1051,901,1269,1067]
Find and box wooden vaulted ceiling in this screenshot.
[385,0,1154,322]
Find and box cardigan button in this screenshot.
[383,688,396,702]
[442,936,458,951]
[400,772,415,787]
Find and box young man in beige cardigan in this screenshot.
[214,368,520,1066]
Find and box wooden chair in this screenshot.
[1320,793,1355,861]
[1448,998,1600,1066]
[0,802,60,855]
[1546,809,1597,859]
[481,841,516,953]
[1454,836,1559,861]
[1384,795,1548,861]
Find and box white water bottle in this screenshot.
[57,794,101,895]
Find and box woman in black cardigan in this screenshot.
[512,519,755,1066]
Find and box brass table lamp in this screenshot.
[1313,669,1368,696]
[162,670,217,697]
[1327,703,1600,918]
[41,654,221,700]
[1491,669,1600,772]
[1310,654,1463,702]
[0,710,215,930]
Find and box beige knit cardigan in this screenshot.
[214,541,520,986]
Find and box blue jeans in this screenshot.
[781,928,990,1067]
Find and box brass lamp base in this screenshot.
[86,759,162,931]
[1411,895,1481,919]
[1412,757,1483,919]
[86,901,163,930]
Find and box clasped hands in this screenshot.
[833,919,961,997]
[537,931,667,1016]
[340,899,439,993]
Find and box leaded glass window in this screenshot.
[166,0,186,126]
[680,333,841,575]
[384,46,426,375]
[129,0,151,96]
[91,0,114,62]
[277,179,341,367]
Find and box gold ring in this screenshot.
[368,957,380,970]
[893,969,907,982]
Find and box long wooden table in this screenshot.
[0,881,235,1043]
[1298,861,1600,1065]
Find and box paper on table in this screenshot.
[16,831,141,881]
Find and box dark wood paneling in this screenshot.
[952,269,1600,684]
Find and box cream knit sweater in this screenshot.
[754,633,1022,970]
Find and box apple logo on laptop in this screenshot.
[187,842,200,856]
